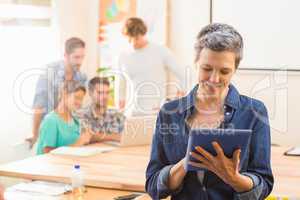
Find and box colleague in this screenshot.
[76,77,125,143]
[28,37,87,147]
[118,17,186,115]
[146,23,274,199]
[36,81,91,155]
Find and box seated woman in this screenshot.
[36,81,92,154]
[146,23,274,200]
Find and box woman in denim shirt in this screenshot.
[146,23,274,200]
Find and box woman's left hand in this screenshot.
[189,141,241,186]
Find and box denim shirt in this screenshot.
[32,60,87,119]
[145,84,274,200]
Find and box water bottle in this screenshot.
[71,164,85,200]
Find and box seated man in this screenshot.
[77,77,125,143]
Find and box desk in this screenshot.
[0,144,149,192]
[268,147,300,199]
[0,145,299,199]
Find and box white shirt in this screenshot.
[118,42,185,115]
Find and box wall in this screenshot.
[53,0,99,78]
[167,0,210,96]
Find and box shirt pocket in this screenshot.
[162,133,188,164]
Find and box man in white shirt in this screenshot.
[119,17,186,115]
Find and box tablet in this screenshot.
[185,128,252,171]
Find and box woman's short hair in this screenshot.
[122,17,147,37]
[194,23,243,69]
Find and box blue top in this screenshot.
[145,84,274,200]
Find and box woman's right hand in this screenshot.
[76,129,94,146]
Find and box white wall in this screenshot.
[167,0,210,95]
[53,0,99,78]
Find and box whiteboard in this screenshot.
[213,0,300,70]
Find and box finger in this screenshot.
[233,148,241,171]
[195,146,214,161]
[212,141,224,157]
[190,152,210,165]
[88,129,96,135]
[188,161,210,170]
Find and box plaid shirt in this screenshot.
[76,105,125,134]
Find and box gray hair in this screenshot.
[194,23,243,68]
[58,80,86,101]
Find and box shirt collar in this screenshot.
[179,84,240,115]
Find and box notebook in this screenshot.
[284,147,300,156]
[50,146,115,157]
[185,128,252,171]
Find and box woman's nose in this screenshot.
[209,70,220,83]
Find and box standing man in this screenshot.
[27,37,87,147]
[76,77,125,143]
[118,17,186,115]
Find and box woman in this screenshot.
[145,23,274,200]
[36,81,92,154]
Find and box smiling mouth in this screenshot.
[202,81,224,88]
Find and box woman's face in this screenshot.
[66,90,86,111]
[196,48,236,99]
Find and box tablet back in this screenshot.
[186,128,252,171]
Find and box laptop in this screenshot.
[104,115,157,147]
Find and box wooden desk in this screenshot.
[0,145,299,199]
[0,144,149,192]
[268,147,300,199]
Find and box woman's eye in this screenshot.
[221,70,230,75]
[202,67,212,71]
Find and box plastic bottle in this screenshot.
[71,164,85,200]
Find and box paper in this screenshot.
[50,146,116,157]
[284,147,300,156]
[4,181,71,200]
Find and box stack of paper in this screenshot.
[50,146,116,157]
[284,147,300,156]
[4,181,72,200]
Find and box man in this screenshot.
[118,17,186,115]
[27,37,87,147]
[76,77,125,143]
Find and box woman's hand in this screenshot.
[189,141,253,192]
[76,129,94,146]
